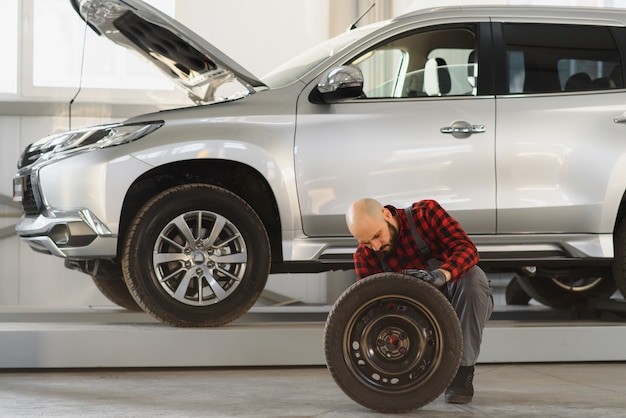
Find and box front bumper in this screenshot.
[13,143,154,259]
[15,209,117,258]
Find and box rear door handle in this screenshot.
[440,121,485,139]
[614,114,626,124]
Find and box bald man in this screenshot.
[346,198,493,404]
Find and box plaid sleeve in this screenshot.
[413,200,479,282]
[353,246,384,280]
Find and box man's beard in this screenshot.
[377,221,399,257]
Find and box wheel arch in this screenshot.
[118,159,284,270]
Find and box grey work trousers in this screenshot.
[446,265,494,366]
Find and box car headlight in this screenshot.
[19,121,164,169]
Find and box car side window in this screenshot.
[503,23,622,94]
[348,26,477,98]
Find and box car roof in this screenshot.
[393,5,626,27]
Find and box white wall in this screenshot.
[177,1,330,78]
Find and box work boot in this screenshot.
[445,365,474,404]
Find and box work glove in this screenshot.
[402,268,447,288]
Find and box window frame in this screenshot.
[345,23,489,100]
[494,21,625,96]
[0,0,20,99]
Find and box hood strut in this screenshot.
[69,18,89,130]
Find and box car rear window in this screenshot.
[502,23,622,94]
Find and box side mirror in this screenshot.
[310,66,364,104]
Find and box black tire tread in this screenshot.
[505,276,531,306]
[516,273,616,310]
[121,183,270,327]
[91,273,143,311]
[613,218,626,299]
[324,273,462,412]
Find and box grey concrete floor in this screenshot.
[1,362,626,417]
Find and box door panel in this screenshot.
[294,96,496,236]
[294,24,496,237]
[496,92,626,233]
[495,22,626,234]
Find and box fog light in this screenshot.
[49,224,70,245]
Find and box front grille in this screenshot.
[21,176,41,215]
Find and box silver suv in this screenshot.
[13,0,626,326]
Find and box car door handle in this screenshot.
[440,121,485,139]
[614,114,626,124]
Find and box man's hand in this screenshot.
[402,268,447,288]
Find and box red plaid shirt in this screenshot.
[353,200,478,282]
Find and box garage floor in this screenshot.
[2,277,626,417]
[1,362,626,417]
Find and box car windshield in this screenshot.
[262,22,386,88]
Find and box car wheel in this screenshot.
[92,273,143,311]
[121,183,270,327]
[505,275,531,306]
[613,217,626,299]
[324,272,462,413]
[516,270,616,310]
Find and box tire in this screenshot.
[121,184,270,327]
[516,270,616,310]
[89,259,142,311]
[505,275,531,306]
[324,273,463,413]
[92,273,143,311]
[613,218,626,298]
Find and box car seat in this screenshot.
[564,72,592,91]
[424,57,451,96]
[467,51,477,95]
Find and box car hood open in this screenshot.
[70,0,267,104]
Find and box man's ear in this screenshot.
[381,207,393,222]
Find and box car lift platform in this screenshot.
[1,299,626,369]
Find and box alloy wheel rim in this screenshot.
[152,210,247,306]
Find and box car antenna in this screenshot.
[69,20,88,131]
[347,2,375,31]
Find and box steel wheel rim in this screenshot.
[152,210,247,306]
[551,277,603,292]
[342,294,445,393]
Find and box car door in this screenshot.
[294,23,496,237]
[494,22,626,235]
